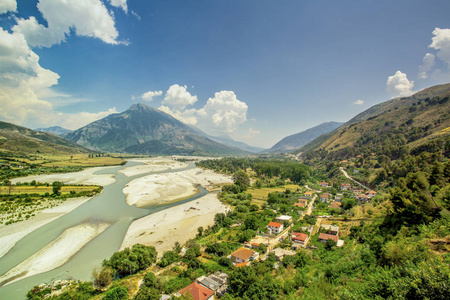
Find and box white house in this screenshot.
[267,221,284,235]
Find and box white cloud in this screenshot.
[0,0,125,130]
[353,99,364,105]
[418,53,436,79]
[158,105,198,126]
[386,71,415,97]
[12,0,123,48]
[141,90,162,101]
[240,128,260,139]
[0,0,16,14]
[200,91,248,133]
[108,0,127,13]
[429,28,450,68]
[162,84,198,110]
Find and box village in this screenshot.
[163,175,380,300]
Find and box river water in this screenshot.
[0,160,207,299]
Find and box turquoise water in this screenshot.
[0,161,207,299]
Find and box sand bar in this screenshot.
[0,222,110,287]
[0,197,92,259]
[120,193,228,257]
[123,168,232,207]
[11,166,117,187]
[119,157,189,177]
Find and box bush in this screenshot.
[103,286,128,300]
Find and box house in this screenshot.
[294,202,306,208]
[303,191,313,198]
[291,232,309,247]
[298,197,309,203]
[319,193,330,203]
[318,233,339,243]
[366,190,377,198]
[275,215,293,224]
[335,193,343,201]
[272,248,296,261]
[177,282,215,300]
[340,183,351,191]
[357,194,370,203]
[321,224,339,235]
[319,182,330,187]
[267,222,284,235]
[230,247,258,265]
[329,201,342,210]
[196,272,229,297]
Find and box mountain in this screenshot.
[265,122,343,153]
[296,83,450,161]
[0,121,91,155]
[64,103,247,156]
[208,135,266,153]
[35,126,72,136]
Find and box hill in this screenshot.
[296,83,450,161]
[0,121,91,155]
[35,126,72,136]
[64,103,247,156]
[266,121,343,153]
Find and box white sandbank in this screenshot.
[0,197,91,259]
[0,222,110,287]
[120,193,228,257]
[123,168,233,207]
[119,157,189,177]
[11,166,117,187]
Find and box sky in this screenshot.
[1,0,450,148]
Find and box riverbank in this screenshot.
[123,167,232,207]
[0,196,93,259]
[120,193,228,257]
[0,221,110,287]
[10,166,118,187]
[119,157,189,177]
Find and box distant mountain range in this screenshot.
[296,83,450,160]
[36,126,72,136]
[265,121,343,153]
[64,103,248,156]
[0,121,90,155]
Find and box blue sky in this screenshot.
[1,0,450,148]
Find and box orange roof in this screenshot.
[294,202,305,207]
[268,221,282,228]
[178,282,215,300]
[367,190,377,194]
[329,202,342,209]
[318,233,338,242]
[292,232,308,242]
[231,247,255,261]
[320,194,329,198]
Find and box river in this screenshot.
[0,160,207,299]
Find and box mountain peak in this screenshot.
[128,103,154,112]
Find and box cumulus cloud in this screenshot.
[108,0,127,13]
[353,99,364,105]
[240,128,260,139]
[0,0,16,14]
[200,91,248,133]
[159,105,198,126]
[162,84,198,110]
[418,53,436,79]
[12,0,123,48]
[0,1,124,129]
[429,28,450,67]
[386,71,415,97]
[141,90,162,101]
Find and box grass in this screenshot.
[248,184,301,201]
[0,185,99,195]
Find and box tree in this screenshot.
[103,286,128,300]
[197,226,204,237]
[173,241,182,254]
[52,181,63,196]
[232,171,250,191]
[92,266,113,289]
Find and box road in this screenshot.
[339,167,370,190]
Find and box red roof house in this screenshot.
[178,282,215,300]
